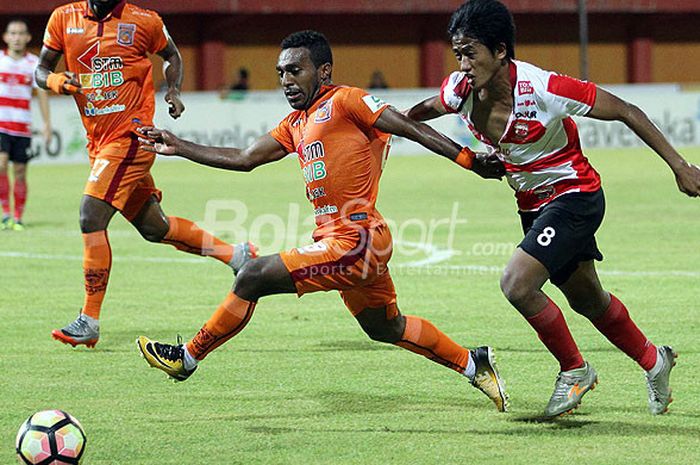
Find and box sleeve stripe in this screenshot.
[547,74,597,107]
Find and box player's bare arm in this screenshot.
[588,88,700,197]
[37,89,51,145]
[156,37,185,119]
[138,127,288,171]
[374,106,504,180]
[405,95,448,122]
[35,46,81,95]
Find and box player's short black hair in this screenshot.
[447,0,516,59]
[5,18,29,33]
[280,30,333,68]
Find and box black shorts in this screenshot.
[518,189,605,286]
[0,133,32,164]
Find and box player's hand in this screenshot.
[673,160,700,197]
[47,71,81,95]
[164,89,185,119]
[471,152,506,180]
[62,72,81,94]
[137,126,180,156]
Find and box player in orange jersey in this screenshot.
[35,0,256,348]
[135,30,510,412]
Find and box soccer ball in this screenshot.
[15,410,86,465]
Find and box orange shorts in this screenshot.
[84,135,162,221]
[280,224,398,316]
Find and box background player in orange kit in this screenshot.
[35,0,255,348]
[136,30,510,412]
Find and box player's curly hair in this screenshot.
[280,30,333,68]
[447,0,516,59]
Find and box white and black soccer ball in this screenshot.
[15,410,86,465]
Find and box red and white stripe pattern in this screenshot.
[0,50,38,138]
[440,60,601,211]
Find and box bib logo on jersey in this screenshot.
[77,42,125,91]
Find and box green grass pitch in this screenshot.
[2,148,700,464]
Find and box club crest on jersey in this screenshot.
[314,99,333,123]
[518,81,534,95]
[117,23,136,46]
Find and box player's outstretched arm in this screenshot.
[588,88,700,197]
[156,37,185,119]
[374,107,504,180]
[35,46,81,95]
[404,95,448,122]
[137,127,288,172]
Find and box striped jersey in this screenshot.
[0,50,38,138]
[440,60,601,211]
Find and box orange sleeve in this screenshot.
[269,115,296,154]
[43,8,65,52]
[338,87,390,131]
[146,13,169,54]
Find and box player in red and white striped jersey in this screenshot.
[0,19,51,230]
[407,0,700,417]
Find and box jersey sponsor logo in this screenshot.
[534,185,555,200]
[514,122,529,138]
[66,27,84,35]
[83,102,126,117]
[77,42,100,70]
[314,99,333,123]
[518,81,534,95]
[117,23,136,46]
[362,94,386,113]
[296,242,328,254]
[301,140,325,163]
[80,71,124,89]
[85,89,119,102]
[313,205,339,217]
[303,161,327,183]
[306,186,326,201]
[77,42,126,89]
[514,111,537,119]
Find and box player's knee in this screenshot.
[359,317,404,343]
[136,222,168,243]
[500,269,532,306]
[233,259,265,299]
[79,212,100,233]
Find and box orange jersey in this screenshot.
[270,85,391,239]
[43,1,168,149]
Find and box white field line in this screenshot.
[1,247,699,278]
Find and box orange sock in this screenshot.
[186,292,256,360]
[162,216,234,264]
[395,315,471,374]
[81,231,112,319]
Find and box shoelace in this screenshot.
[65,315,93,334]
[153,334,185,362]
[551,374,576,400]
[646,374,662,402]
[154,341,183,362]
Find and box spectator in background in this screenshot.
[368,70,389,89]
[0,18,51,231]
[230,67,249,91]
[220,67,250,100]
